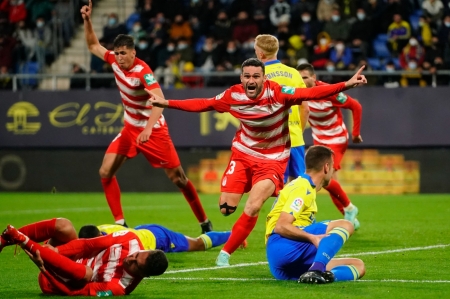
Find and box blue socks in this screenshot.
[200,231,231,250]
[310,227,349,270]
[331,265,360,281]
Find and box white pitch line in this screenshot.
[163,244,450,275]
[151,277,450,283]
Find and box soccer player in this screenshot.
[78,223,233,252]
[265,145,365,283]
[297,63,362,229]
[254,34,310,183]
[145,58,367,266]
[80,0,212,233]
[1,219,168,296]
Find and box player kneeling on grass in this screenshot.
[0,218,168,296]
[265,145,365,284]
[78,223,238,252]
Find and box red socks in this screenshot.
[24,240,86,281]
[19,218,57,243]
[181,180,207,223]
[324,179,350,215]
[101,177,124,221]
[223,212,258,255]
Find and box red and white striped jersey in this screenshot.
[308,80,362,145]
[57,230,144,295]
[104,51,165,129]
[167,80,348,162]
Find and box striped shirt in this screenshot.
[308,80,362,145]
[104,51,165,129]
[167,80,348,162]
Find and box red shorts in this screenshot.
[220,151,286,197]
[312,142,348,170]
[38,272,59,295]
[106,124,180,168]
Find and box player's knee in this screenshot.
[219,202,237,216]
[99,166,111,178]
[354,259,366,278]
[339,219,355,234]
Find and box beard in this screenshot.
[245,83,263,99]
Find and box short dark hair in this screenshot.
[305,145,334,172]
[142,250,169,277]
[296,63,315,75]
[78,225,101,238]
[241,58,265,75]
[113,34,135,49]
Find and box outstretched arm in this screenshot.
[81,0,107,60]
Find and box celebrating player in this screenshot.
[80,0,212,233]
[266,145,365,283]
[146,58,367,266]
[254,34,310,183]
[1,218,168,296]
[78,223,234,252]
[297,63,362,229]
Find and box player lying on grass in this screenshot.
[0,218,168,296]
[78,223,238,252]
[265,145,366,284]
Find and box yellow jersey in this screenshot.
[265,60,307,147]
[98,224,157,250]
[265,174,317,243]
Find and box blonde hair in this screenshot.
[255,34,279,58]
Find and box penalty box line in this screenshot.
[159,244,450,275]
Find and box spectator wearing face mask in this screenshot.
[437,15,450,48]
[232,11,259,44]
[349,8,374,61]
[176,37,194,64]
[311,32,332,69]
[323,8,351,42]
[422,0,444,27]
[317,0,337,22]
[221,40,242,71]
[210,11,232,44]
[169,14,193,43]
[329,40,353,70]
[417,16,433,47]
[147,12,169,41]
[128,21,146,44]
[196,36,221,72]
[399,37,425,70]
[34,16,52,70]
[377,61,401,88]
[135,37,152,67]
[102,13,127,45]
[296,11,323,57]
[400,58,427,86]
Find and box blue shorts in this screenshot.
[284,146,306,183]
[266,222,328,280]
[134,224,189,253]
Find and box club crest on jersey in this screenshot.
[281,86,295,95]
[336,92,347,103]
[144,73,156,86]
[215,92,225,100]
[290,198,303,212]
[112,230,129,237]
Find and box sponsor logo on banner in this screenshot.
[6,102,41,134]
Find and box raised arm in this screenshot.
[81,0,107,60]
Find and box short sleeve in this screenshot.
[103,51,115,65]
[139,65,160,90]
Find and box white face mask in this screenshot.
[320,38,328,46]
[133,26,141,32]
[356,13,365,20]
[445,22,450,27]
[386,66,395,72]
[409,39,418,46]
[408,62,417,70]
[138,43,148,50]
[177,43,188,50]
[326,65,335,72]
[167,45,175,51]
[331,15,340,22]
[36,21,44,28]
[335,44,344,51]
[301,16,311,23]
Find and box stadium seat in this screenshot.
[391,58,401,69]
[195,35,206,54]
[19,62,40,88]
[409,15,420,32]
[367,57,382,70]
[375,34,389,43]
[126,12,141,31]
[372,40,392,59]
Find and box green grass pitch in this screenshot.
[0,193,449,298]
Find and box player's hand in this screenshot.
[136,127,152,144]
[42,243,58,253]
[145,88,169,108]
[24,249,46,272]
[352,135,363,143]
[311,234,327,248]
[345,65,367,88]
[80,0,92,21]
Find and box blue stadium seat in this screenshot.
[391,58,401,69]
[19,62,40,88]
[367,57,382,70]
[373,40,392,59]
[409,14,421,32]
[375,34,389,43]
[195,35,206,54]
[126,12,141,32]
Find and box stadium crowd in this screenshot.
[1,0,450,90]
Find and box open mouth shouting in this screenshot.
[245,84,259,98]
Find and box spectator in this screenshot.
[196,36,221,72]
[135,37,152,66]
[102,13,127,45]
[387,13,411,56]
[176,38,194,65]
[241,36,257,60]
[269,0,291,28]
[399,37,426,69]
[180,61,204,88]
[147,12,169,41]
[378,60,401,88]
[0,0,27,25]
[154,39,177,79]
[329,39,353,70]
[253,6,271,34]
[400,58,427,86]
[296,11,322,57]
[323,8,351,42]
[221,39,241,71]
[207,63,239,87]
[70,63,86,89]
[34,16,52,70]
[365,0,389,35]
[417,16,433,47]
[437,15,450,47]
[336,0,358,19]
[210,10,232,44]
[0,65,12,89]
[310,31,332,69]
[26,0,54,23]
[432,56,450,85]
[15,20,36,62]
[139,0,158,30]
[128,20,146,44]
[349,8,374,61]
[321,60,342,83]
[232,11,259,44]
[169,14,193,43]
[422,0,444,27]
[317,0,337,22]
[148,37,165,69]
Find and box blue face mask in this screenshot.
[138,43,148,50]
[331,15,340,22]
[108,18,117,26]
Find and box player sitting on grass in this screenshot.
[1,218,168,296]
[265,145,366,284]
[78,223,238,252]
